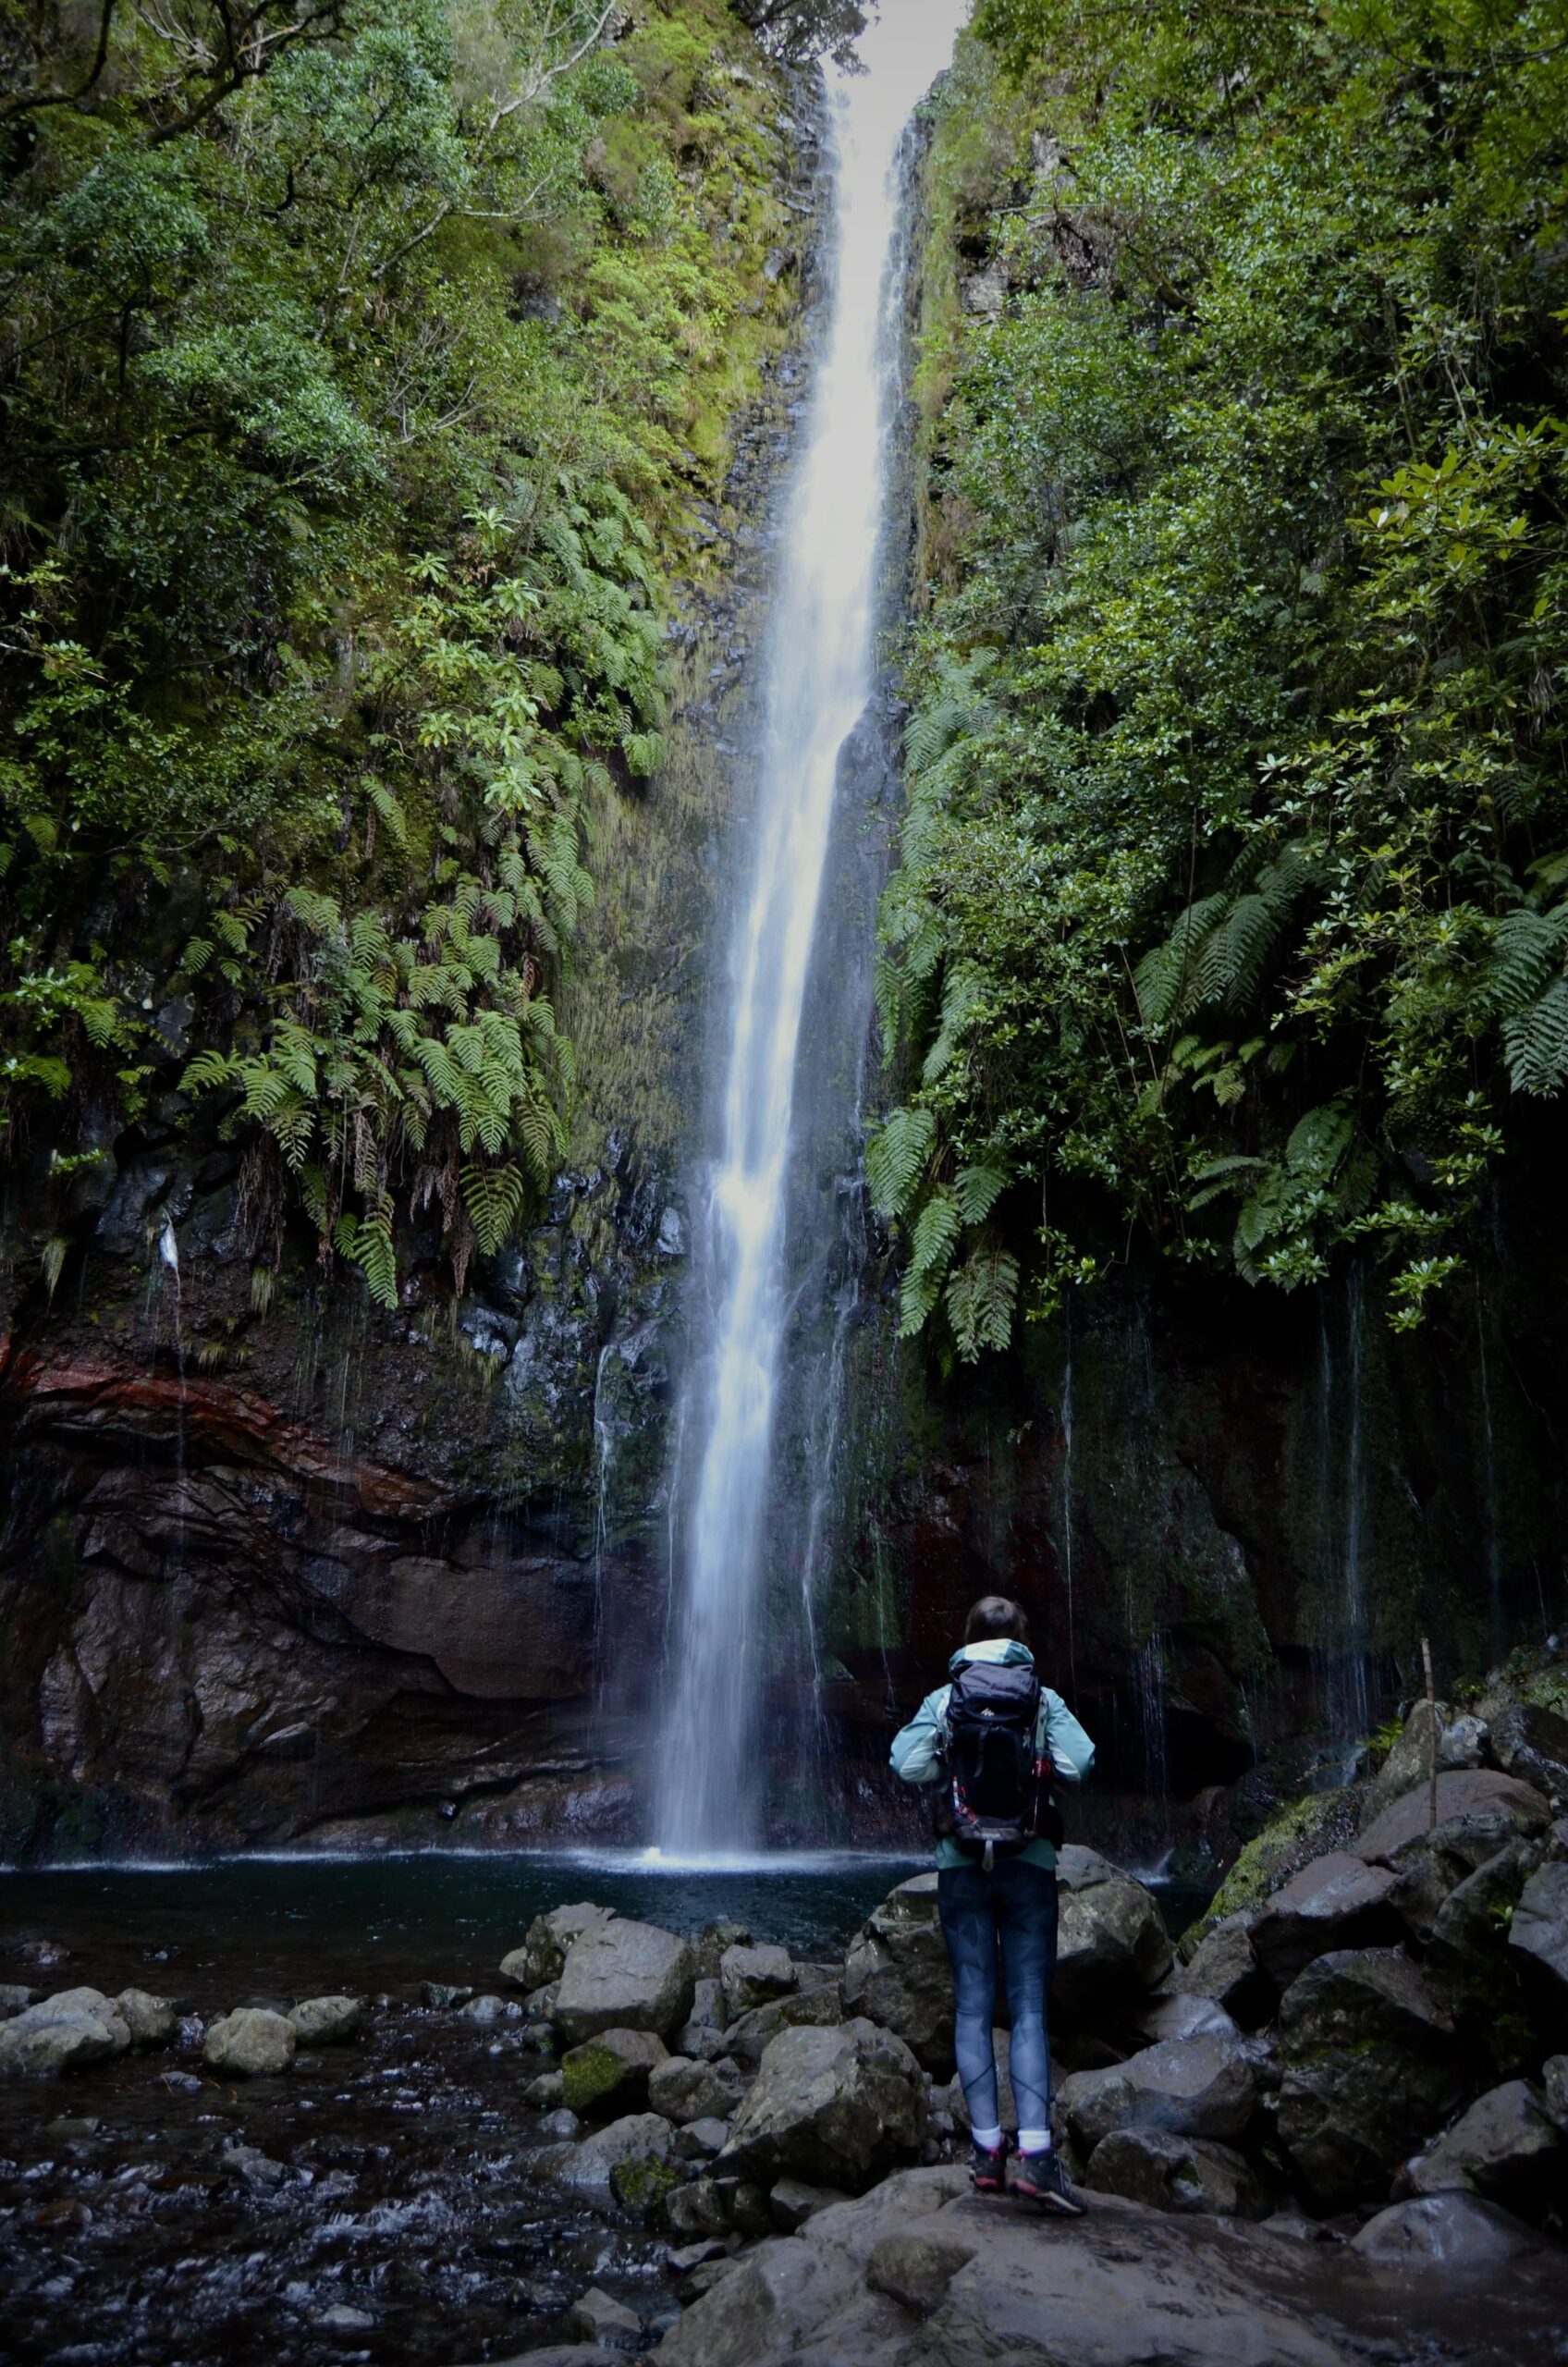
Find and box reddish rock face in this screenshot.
[0,1331,663,1857]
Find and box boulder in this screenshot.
[675,1977,726,2059]
[0,1984,38,2018]
[1399,2079,1563,2208]
[725,1982,842,2065]
[0,1988,131,2076]
[1132,1993,1240,2048]
[287,1995,362,2046]
[767,2176,849,2231]
[692,1922,753,1981]
[1248,1852,1401,1990]
[525,2070,565,2110]
[1364,1700,1488,1814]
[1354,1770,1550,1865]
[203,2007,296,2079]
[719,1944,796,2023]
[1053,1846,1173,2022]
[501,1903,615,1993]
[716,2017,925,2193]
[1544,2053,1568,2126]
[116,1988,176,2047]
[541,2108,582,2141]
[648,2052,746,2125]
[1351,2190,1550,2272]
[565,2289,641,2351]
[1084,2127,1271,2219]
[674,2116,729,2159]
[1170,1914,1271,2030]
[554,1919,695,2044]
[1428,1838,1542,2001]
[1059,2033,1259,2154]
[840,1874,954,2073]
[459,1993,519,2026]
[544,2111,675,2202]
[655,2164,1363,2367]
[1508,1860,1568,2017]
[1276,1948,1465,2208]
[561,2027,668,2117]
[1488,1701,1568,1802]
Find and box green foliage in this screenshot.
[876,0,1568,1355]
[0,0,801,1300]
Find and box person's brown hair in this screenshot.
[963,1594,1031,1648]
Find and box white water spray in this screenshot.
[655,4,968,1857]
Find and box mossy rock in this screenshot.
[608,2154,682,2218]
[561,2042,630,2116]
[1182,1792,1348,1950]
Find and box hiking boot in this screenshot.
[1013,2148,1085,2215]
[969,2135,1009,2193]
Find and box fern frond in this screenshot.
[866,1105,936,1218]
[1503,976,1568,1095]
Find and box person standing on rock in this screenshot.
[890,1594,1096,2215]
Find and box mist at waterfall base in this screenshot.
[653,1,971,1859]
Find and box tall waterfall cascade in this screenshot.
[653,3,969,1858]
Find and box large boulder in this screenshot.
[1400,2079,1564,2210]
[1276,1948,1465,2208]
[1363,1700,1488,1816]
[716,2017,925,2193]
[1488,1701,1568,1802]
[1248,1852,1401,1990]
[674,1976,727,2062]
[0,1988,131,2076]
[1084,2127,1271,2219]
[1053,1846,1172,2023]
[1170,1914,1271,2030]
[553,1919,695,2044]
[1133,1993,1240,2047]
[1354,1770,1550,1865]
[725,1983,842,2066]
[1508,1860,1568,2018]
[1059,2033,1259,2154]
[560,2028,668,2118]
[719,1945,796,2023]
[1352,2190,1551,2272]
[501,1903,615,1993]
[203,2007,297,2079]
[841,1874,954,2073]
[649,2053,747,2126]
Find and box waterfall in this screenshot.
[654,3,968,1857]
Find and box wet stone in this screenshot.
[288,1995,363,2046]
[203,2007,296,2079]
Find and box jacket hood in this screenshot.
[949,1637,1035,1673]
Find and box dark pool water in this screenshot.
[0,1850,928,2005]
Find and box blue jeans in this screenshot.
[937,1858,1058,2140]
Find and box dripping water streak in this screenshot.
[655,7,966,1856]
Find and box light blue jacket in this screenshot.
[890,1637,1096,1870]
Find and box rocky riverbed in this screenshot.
[6,1688,1568,2364]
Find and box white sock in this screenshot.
[971,2124,1004,2151]
[1018,2128,1051,2154]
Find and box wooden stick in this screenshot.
[1422,1636,1439,1832]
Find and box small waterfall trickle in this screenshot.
[1317,1270,1371,1760]
[654,5,968,1857]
